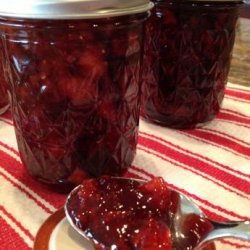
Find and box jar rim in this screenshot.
[0,0,154,20]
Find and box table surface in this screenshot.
[0,17,249,250]
[229,17,250,87]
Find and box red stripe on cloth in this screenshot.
[140,131,250,180]
[222,108,250,119]
[221,239,250,249]
[0,148,66,210]
[0,171,54,214]
[183,129,250,159]
[138,137,250,196]
[0,205,34,241]
[178,129,249,161]
[199,207,229,222]
[217,119,250,130]
[225,88,250,100]
[0,140,20,157]
[129,165,250,221]
[200,127,250,147]
[225,96,250,104]
[138,144,247,199]
[0,215,30,250]
[227,85,250,94]
[217,112,250,129]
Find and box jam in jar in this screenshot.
[0,41,9,115]
[0,74,8,115]
[0,0,152,187]
[141,0,241,128]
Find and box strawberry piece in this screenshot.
[112,37,128,57]
[139,177,172,212]
[78,44,107,77]
[89,211,134,250]
[163,9,177,26]
[60,76,98,106]
[175,214,214,250]
[132,218,172,250]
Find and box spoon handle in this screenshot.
[196,220,250,249]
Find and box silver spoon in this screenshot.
[65,177,250,250]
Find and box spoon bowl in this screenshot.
[65,177,250,250]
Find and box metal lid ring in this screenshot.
[0,0,154,20]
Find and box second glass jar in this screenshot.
[141,0,241,128]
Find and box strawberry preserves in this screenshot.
[0,14,148,186]
[141,1,241,128]
[67,176,215,250]
[0,41,9,114]
[0,75,8,114]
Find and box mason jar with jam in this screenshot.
[0,0,153,188]
[141,0,242,128]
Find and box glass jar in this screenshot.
[0,73,8,115]
[0,0,152,187]
[0,41,9,115]
[141,0,242,129]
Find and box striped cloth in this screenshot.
[0,82,249,250]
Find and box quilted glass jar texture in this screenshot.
[0,76,8,115]
[141,1,241,128]
[0,14,148,187]
[0,40,9,115]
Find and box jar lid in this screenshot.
[0,0,154,20]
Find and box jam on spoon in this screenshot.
[65,176,216,250]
